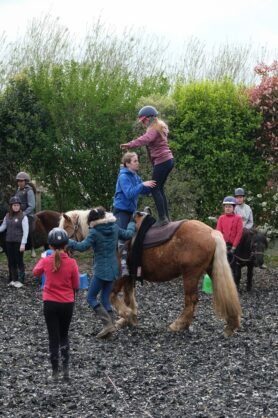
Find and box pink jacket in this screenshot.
[127,128,173,166]
[216,213,243,248]
[32,252,80,303]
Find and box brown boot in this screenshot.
[94,305,116,339]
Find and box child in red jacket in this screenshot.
[216,196,243,257]
[32,228,80,382]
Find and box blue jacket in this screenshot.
[68,212,135,281]
[113,167,150,213]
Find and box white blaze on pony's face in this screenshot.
[59,209,90,241]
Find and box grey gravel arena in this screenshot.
[0,258,277,418]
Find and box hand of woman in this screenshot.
[120,143,129,149]
[20,244,25,252]
[143,180,156,188]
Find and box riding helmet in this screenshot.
[16,171,30,182]
[234,187,245,196]
[48,228,69,247]
[223,196,237,205]
[138,106,158,118]
[9,196,22,205]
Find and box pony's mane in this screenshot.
[59,209,90,237]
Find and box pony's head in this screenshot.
[59,210,90,241]
[251,231,268,267]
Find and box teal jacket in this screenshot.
[68,212,135,281]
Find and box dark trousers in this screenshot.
[43,301,74,369]
[6,241,24,282]
[151,159,174,219]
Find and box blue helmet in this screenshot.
[234,187,245,196]
[9,196,22,205]
[138,106,158,118]
[223,196,236,205]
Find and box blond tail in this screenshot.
[211,230,242,335]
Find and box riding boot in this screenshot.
[61,345,70,382]
[94,304,116,339]
[118,241,130,277]
[151,189,169,227]
[50,357,59,382]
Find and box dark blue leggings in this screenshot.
[87,276,113,311]
[151,159,174,218]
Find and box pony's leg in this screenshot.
[169,273,200,332]
[246,263,253,292]
[123,279,138,325]
[233,263,241,291]
[110,278,134,327]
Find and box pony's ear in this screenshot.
[62,213,71,222]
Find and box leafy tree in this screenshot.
[0,74,45,200]
[248,61,278,165]
[170,78,269,221]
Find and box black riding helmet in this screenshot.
[48,227,69,247]
[9,196,22,205]
[138,106,158,118]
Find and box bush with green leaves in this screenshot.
[170,78,269,221]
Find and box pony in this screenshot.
[59,209,90,241]
[0,210,61,253]
[110,211,242,337]
[231,228,268,292]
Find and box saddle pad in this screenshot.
[143,220,186,248]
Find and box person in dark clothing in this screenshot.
[32,228,80,382]
[0,196,29,288]
[15,171,36,257]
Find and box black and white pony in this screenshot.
[231,229,268,292]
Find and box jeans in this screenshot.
[151,159,174,218]
[43,301,74,367]
[113,209,133,276]
[87,276,113,312]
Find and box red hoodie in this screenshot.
[216,213,243,248]
[32,252,80,302]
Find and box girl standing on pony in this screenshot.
[67,206,135,339]
[0,196,29,288]
[120,106,174,227]
[32,228,80,382]
[216,196,243,261]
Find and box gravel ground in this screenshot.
[0,256,277,418]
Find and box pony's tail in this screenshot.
[211,230,242,335]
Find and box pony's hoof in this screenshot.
[115,318,128,329]
[224,326,235,337]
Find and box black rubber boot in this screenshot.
[51,357,59,382]
[152,216,169,228]
[94,305,116,339]
[61,345,70,382]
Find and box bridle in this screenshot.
[67,217,82,240]
[233,234,265,264]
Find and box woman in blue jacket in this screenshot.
[113,152,156,277]
[67,206,136,339]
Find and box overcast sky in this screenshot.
[1,0,277,57]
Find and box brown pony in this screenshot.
[110,212,242,337]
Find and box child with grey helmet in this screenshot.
[32,228,80,382]
[234,188,254,229]
[0,196,29,288]
[120,106,174,227]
